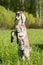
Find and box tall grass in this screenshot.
[0,29,43,65]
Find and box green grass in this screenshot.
[0,29,43,65]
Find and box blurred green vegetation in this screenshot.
[0,6,16,29]
[0,6,43,29]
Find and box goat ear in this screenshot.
[21,16,23,23]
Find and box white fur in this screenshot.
[12,32,14,36]
[16,24,32,60]
[16,12,32,60]
[16,12,26,25]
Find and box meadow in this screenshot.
[0,29,43,65]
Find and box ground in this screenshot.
[0,29,43,65]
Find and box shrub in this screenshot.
[23,11,35,28]
[0,6,16,29]
[0,6,42,29]
[35,17,43,28]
